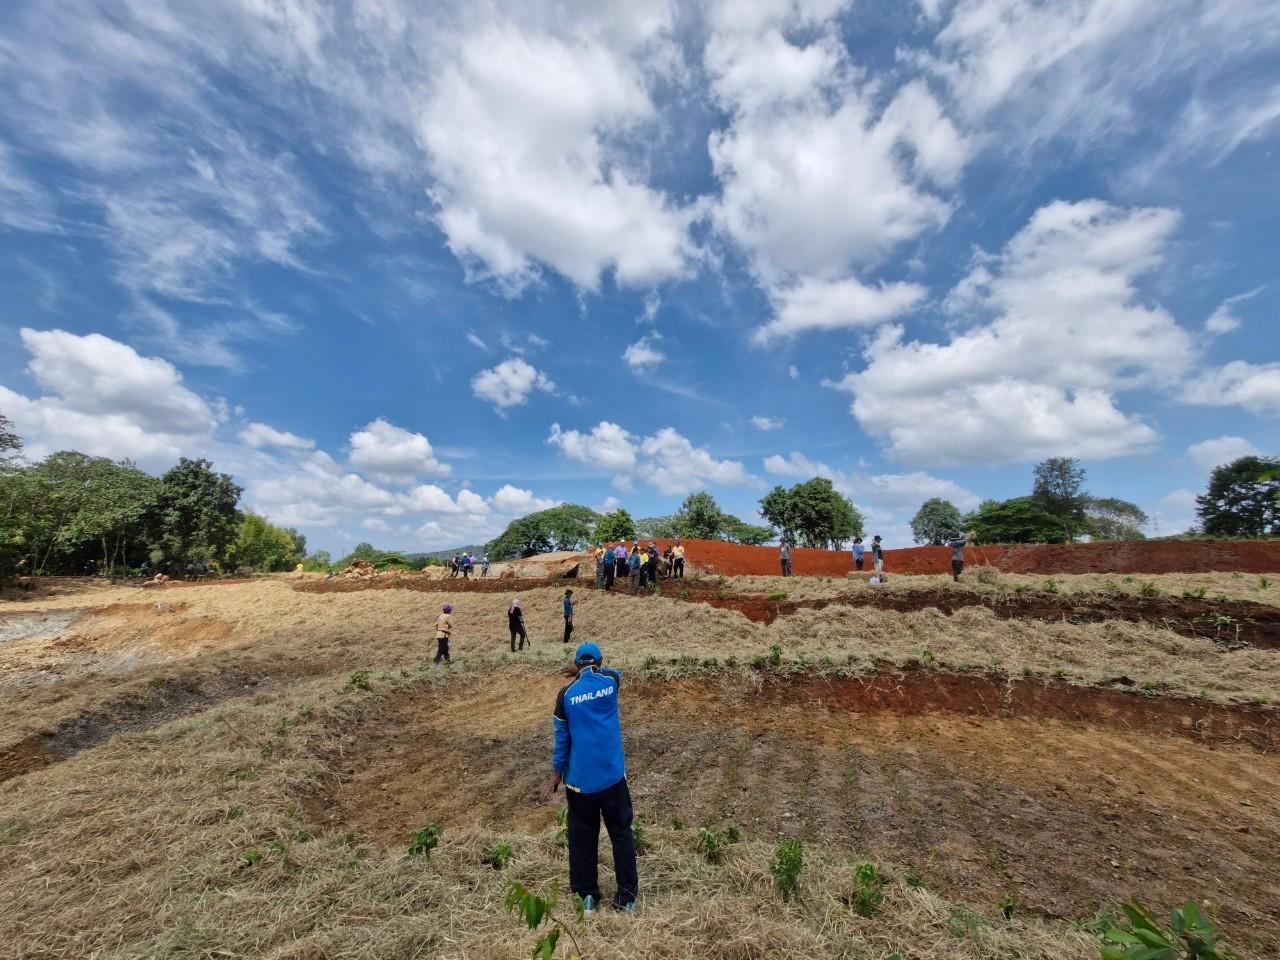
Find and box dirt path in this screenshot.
[305,670,1280,956]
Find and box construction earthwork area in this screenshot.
[2,539,1279,959]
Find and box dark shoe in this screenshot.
[611,898,636,913]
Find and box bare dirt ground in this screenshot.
[1,574,1278,959]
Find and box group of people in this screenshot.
[431,586,583,663]
[448,551,490,578]
[591,540,685,594]
[778,534,886,576]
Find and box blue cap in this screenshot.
[574,641,602,665]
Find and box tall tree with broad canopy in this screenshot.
[486,504,600,559]
[969,497,1067,544]
[910,497,964,545]
[1085,497,1148,541]
[594,508,637,544]
[1032,457,1089,541]
[1196,456,1280,537]
[759,477,863,549]
[149,458,242,570]
[229,513,306,572]
[675,491,724,540]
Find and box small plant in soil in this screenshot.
[671,814,686,830]
[242,848,263,866]
[851,862,885,917]
[768,643,783,667]
[554,807,568,847]
[1260,577,1271,590]
[407,823,443,858]
[1100,900,1241,959]
[767,591,788,600]
[489,841,513,870]
[346,670,372,692]
[224,807,244,822]
[921,648,937,666]
[771,838,804,900]
[905,870,925,890]
[506,881,585,960]
[1184,587,1208,599]
[632,821,649,855]
[696,827,727,864]
[998,888,1020,920]
[1139,581,1162,598]
[1043,577,1062,594]
[725,824,742,843]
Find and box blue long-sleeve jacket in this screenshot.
[552,665,626,794]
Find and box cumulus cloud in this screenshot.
[549,420,758,495]
[239,421,315,452]
[1204,287,1262,336]
[756,276,926,341]
[1187,436,1264,475]
[471,357,557,410]
[348,418,450,479]
[1185,361,1280,416]
[0,328,217,464]
[763,450,979,511]
[828,199,1192,465]
[750,415,784,431]
[490,484,560,515]
[622,332,665,370]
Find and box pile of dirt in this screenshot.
[337,559,379,580]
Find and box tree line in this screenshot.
[1,415,307,576]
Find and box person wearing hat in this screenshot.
[871,535,885,573]
[627,542,643,595]
[945,532,969,582]
[508,597,528,651]
[544,642,638,914]
[434,604,454,664]
[562,589,575,644]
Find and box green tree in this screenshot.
[149,458,242,570]
[0,413,20,460]
[635,515,680,540]
[675,491,724,540]
[1085,497,1148,541]
[910,497,964,545]
[302,549,332,572]
[721,515,774,545]
[1032,457,1088,541]
[229,513,305,572]
[759,478,862,548]
[970,496,1067,544]
[595,508,637,543]
[1196,456,1280,537]
[486,504,600,559]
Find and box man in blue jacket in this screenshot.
[543,641,638,913]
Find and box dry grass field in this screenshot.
[1,570,1278,959]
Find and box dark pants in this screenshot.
[673,558,684,578]
[855,558,864,571]
[781,559,792,576]
[510,625,527,651]
[563,617,573,644]
[628,570,640,594]
[604,562,615,589]
[434,637,450,663]
[645,561,656,585]
[952,560,964,581]
[566,778,638,907]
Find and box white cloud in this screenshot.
[420,16,696,291]
[763,450,979,511]
[1187,436,1263,475]
[466,332,489,350]
[829,199,1193,465]
[550,420,759,495]
[239,421,315,452]
[471,357,557,410]
[1205,286,1263,335]
[548,421,638,472]
[750,415,784,431]
[490,484,560,515]
[348,418,450,479]
[1,328,218,465]
[1185,361,1280,416]
[0,141,57,231]
[756,276,926,341]
[623,332,666,370]
[788,365,800,380]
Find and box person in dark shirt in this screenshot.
[562,589,575,644]
[508,597,528,651]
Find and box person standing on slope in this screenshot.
[543,642,638,914]
[508,597,528,651]
[851,536,866,572]
[946,532,969,582]
[871,535,885,573]
[779,539,792,577]
[672,540,685,578]
[562,588,575,644]
[434,604,454,664]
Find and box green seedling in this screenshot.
[1184,587,1208,599]
[489,841,514,870]
[768,644,783,667]
[1260,577,1271,590]
[1100,900,1241,959]
[851,862,885,917]
[671,814,686,830]
[242,848,263,865]
[905,870,925,890]
[767,591,788,601]
[771,838,804,901]
[725,824,742,844]
[921,648,937,666]
[506,881,585,960]
[408,823,442,858]
[224,807,244,822]
[346,670,372,692]
[999,888,1020,920]
[696,827,726,864]
[632,821,650,855]
[1139,581,1162,598]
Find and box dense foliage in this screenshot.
[229,514,306,572]
[967,497,1068,544]
[1032,456,1089,541]
[910,497,963,545]
[1085,497,1148,541]
[594,508,637,544]
[485,504,601,559]
[759,478,863,548]
[1196,456,1280,537]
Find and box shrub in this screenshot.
[851,862,884,917]
[771,838,804,900]
[408,823,442,858]
[1100,900,1241,959]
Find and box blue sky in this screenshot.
[0,0,1277,554]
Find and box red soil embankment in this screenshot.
[659,538,1280,577]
